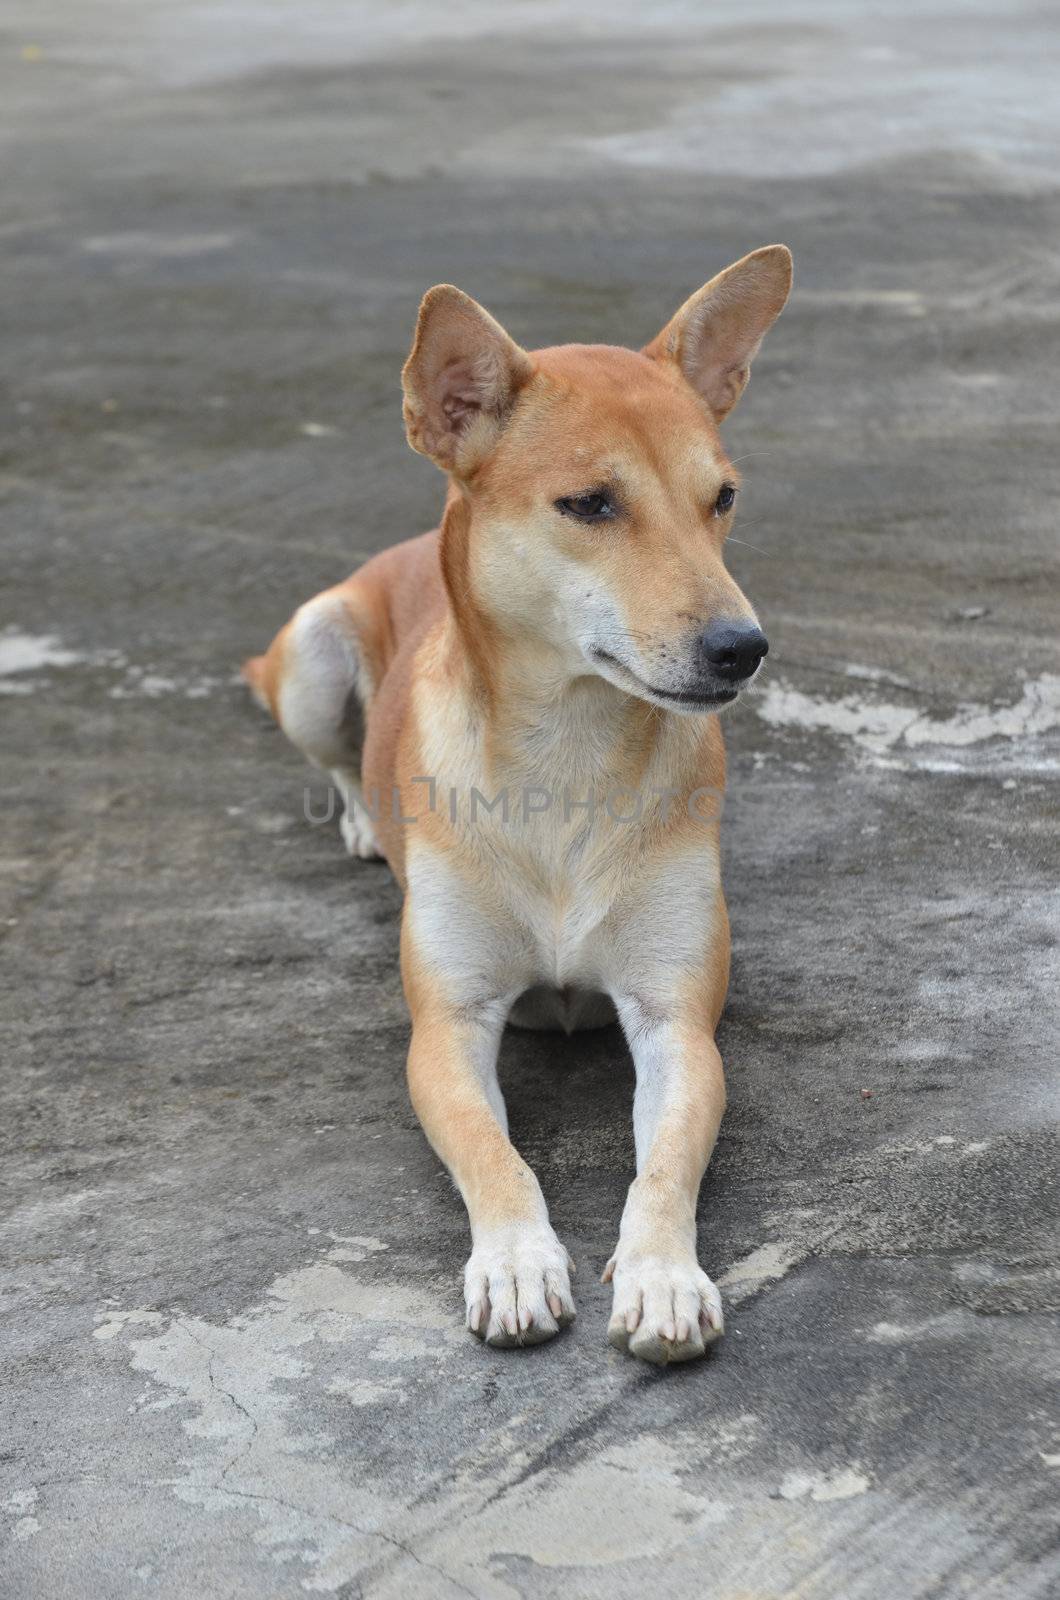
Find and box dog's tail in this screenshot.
[241,653,273,714]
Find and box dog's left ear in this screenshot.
[644,245,792,422]
[402,285,533,474]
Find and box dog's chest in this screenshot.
[484,712,655,982]
[405,820,622,998]
[496,829,620,986]
[408,674,719,996]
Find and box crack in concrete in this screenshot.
[179,1325,261,1486]
[172,1322,482,1596]
[210,1481,483,1600]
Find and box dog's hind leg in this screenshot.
[243,586,382,859]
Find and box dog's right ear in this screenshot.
[402,286,532,475]
[644,246,792,422]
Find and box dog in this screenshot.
[243,245,792,1363]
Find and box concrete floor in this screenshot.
[2,3,1058,1596]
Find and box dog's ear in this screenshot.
[644,245,792,422]
[402,286,533,473]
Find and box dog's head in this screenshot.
[402,247,791,712]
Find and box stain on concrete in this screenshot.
[0,631,87,676]
[753,672,1060,768]
[777,1466,871,1502]
[718,1238,809,1304]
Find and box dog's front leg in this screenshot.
[406,1003,576,1347]
[402,921,575,1348]
[604,1002,726,1364]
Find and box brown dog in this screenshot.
[244,246,792,1362]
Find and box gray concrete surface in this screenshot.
[2,3,1058,1596]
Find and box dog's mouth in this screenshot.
[590,649,739,710]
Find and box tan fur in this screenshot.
[244,247,792,1362]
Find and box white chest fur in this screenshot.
[405,661,723,1009]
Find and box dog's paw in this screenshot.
[340,806,382,860]
[603,1251,723,1365]
[464,1226,576,1349]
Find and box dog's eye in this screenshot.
[555,492,615,523]
[714,484,737,516]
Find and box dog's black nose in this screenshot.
[699,623,769,681]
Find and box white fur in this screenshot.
[464,1223,576,1347]
[277,597,381,858]
[605,1253,723,1364]
[602,1003,725,1363]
